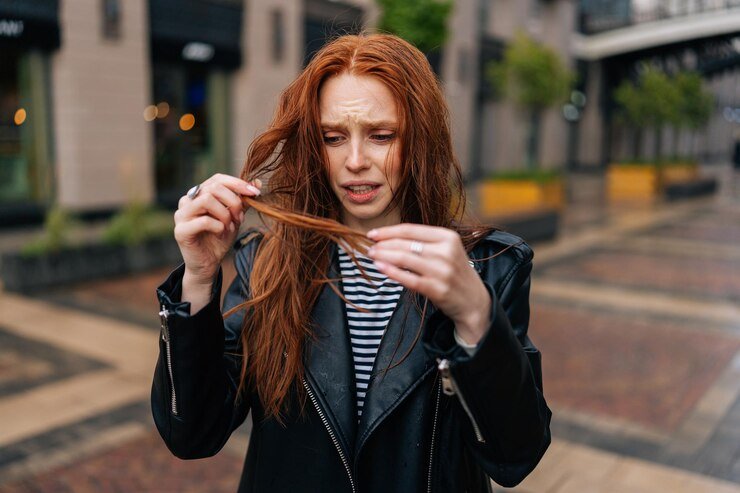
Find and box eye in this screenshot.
[323,134,343,145]
[371,132,396,143]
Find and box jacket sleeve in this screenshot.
[150,235,257,460]
[423,239,551,487]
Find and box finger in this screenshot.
[188,193,233,227]
[373,259,443,298]
[175,215,227,241]
[367,223,454,242]
[370,239,445,259]
[208,184,245,223]
[368,248,451,280]
[204,173,260,197]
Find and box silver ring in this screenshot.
[186,184,201,200]
[410,241,424,255]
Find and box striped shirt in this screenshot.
[337,245,403,418]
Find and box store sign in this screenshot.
[0,19,24,38]
[182,42,215,62]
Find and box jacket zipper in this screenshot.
[437,359,485,444]
[303,379,356,493]
[159,305,178,416]
[427,379,442,493]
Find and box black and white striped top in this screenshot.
[337,245,403,418]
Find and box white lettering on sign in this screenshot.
[182,42,215,62]
[0,19,24,38]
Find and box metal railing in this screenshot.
[580,0,740,34]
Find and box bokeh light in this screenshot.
[179,113,195,131]
[14,108,27,125]
[156,101,170,118]
[143,105,158,121]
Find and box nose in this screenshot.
[345,140,369,173]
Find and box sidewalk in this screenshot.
[0,165,738,492]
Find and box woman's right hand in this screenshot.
[174,173,262,290]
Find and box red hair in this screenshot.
[229,33,490,421]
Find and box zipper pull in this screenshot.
[438,359,456,396]
[159,305,170,342]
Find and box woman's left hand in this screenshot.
[367,224,491,345]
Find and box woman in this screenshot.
[152,33,551,492]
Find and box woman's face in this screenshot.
[319,73,402,233]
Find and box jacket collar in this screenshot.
[304,243,436,461]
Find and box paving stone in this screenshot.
[538,249,740,302]
[531,302,740,432]
[0,431,242,493]
[0,328,108,399]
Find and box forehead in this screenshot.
[319,73,398,125]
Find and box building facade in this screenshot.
[3,0,735,224]
[0,0,377,223]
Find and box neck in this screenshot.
[342,209,402,234]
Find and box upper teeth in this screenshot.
[348,185,374,193]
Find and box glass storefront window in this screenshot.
[152,64,230,206]
[0,49,26,202]
[0,48,52,205]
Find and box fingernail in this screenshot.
[367,229,378,238]
[229,222,235,232]
[239,211,244,222]
[247,184,261,196]
[374,260,387,269]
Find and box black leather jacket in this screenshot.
[151,229,551,492]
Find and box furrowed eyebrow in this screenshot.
[320,120,398,130]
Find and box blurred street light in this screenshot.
[156,102,170,118]
[143,105,157,121]
[13,108,27,125]
[179,113,195,131]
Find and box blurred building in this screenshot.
[573,0,740,168]
[0,0,375,224]
[1,0,738,224]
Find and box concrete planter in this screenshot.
[661,163,699,184]
[0,237,182,292]
[607,162,708,203]
[493,208,560,243]
[478,179,564,216]
[607,164,661,203]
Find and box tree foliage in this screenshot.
[614,65,679,130]
[614,66,714,159]
[376,0,453,53]
[674,71,713,130]
[486,32,574,112]
[485,32,574,168]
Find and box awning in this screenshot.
[0,0,60,50]
[149,0,244,70]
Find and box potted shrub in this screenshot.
[609,67,714,202]
[1,204,179,292]
[476,33,571,240]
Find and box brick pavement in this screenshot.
[1,169,739,492]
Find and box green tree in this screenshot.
[614,65,680,160]
[376,0,453,54]
[486,32,574,169]
[673,71,713,158]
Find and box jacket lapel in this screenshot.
[304,245,357,458]
[354,289,436,456]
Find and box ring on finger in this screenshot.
[187,184,201,200]
[410,240,424,255]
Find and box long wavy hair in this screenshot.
[229,33,492,421]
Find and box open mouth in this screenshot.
[343,184,381,203]
[345,184,378,194]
